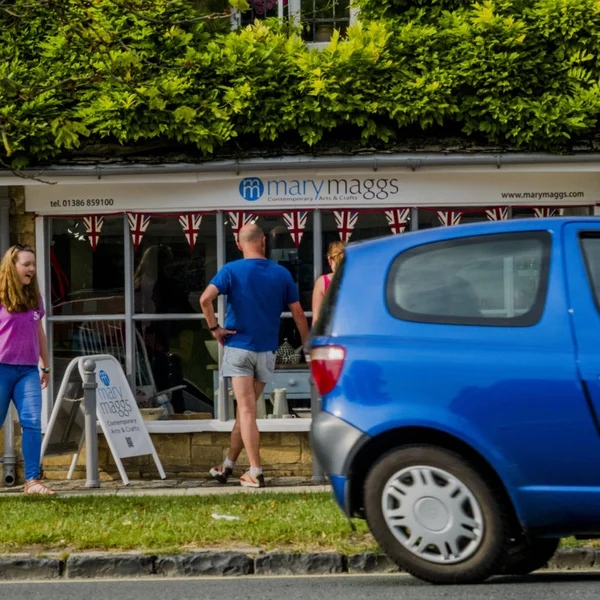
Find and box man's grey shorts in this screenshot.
[221,346,276,383]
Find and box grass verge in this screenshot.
[0,491,596,555]
[0,492,376,555]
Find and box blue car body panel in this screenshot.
[311,218,600,535]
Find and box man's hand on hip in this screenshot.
[212,326,236,345]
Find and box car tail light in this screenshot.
[310,346,346,396]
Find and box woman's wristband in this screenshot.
[40,367,51,374]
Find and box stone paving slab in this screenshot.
[56,484,331,498]
[0,549,596,580]
[0,477,330,497]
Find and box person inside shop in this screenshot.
[0,244,55,495]
[200,224,309,488]
[311,240,345,322]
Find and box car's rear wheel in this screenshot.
[501,537,560,575]
[364,445,510,584]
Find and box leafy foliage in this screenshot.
[2,0,600,168]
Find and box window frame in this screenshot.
[578,232,600,316]
[385,231,552,328]
[231,0,357,45]
[42,210,321,431]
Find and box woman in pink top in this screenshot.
[0,245,54,495]
[312,241,345,322]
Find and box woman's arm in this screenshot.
[37,320,50,390]
[311,275,326,323]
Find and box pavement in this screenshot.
[0,475,331,497]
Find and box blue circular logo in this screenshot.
[99,370,110,386]
[239,177,264,202]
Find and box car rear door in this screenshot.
[563,221,600,432]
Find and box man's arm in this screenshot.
[200,284,236,344]
[289,300,309,346]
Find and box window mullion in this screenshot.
[124,213,135,390]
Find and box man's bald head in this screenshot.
[239,223,264,244]
[238,223,266,257]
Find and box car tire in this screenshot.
[500,537,560,575]
[364,445,510,584]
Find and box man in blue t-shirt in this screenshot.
[200,224,309,488]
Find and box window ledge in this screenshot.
[145,418,311,433]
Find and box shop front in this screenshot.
[16,158,600,478]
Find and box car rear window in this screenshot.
[579,234,600,309]
[386,232,551,327]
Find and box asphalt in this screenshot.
[2,573,600,600]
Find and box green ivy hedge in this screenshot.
[2,0,600,168]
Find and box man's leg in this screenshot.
[226,379,266,463]
[230,375,261,468]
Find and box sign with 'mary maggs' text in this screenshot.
[25,169,600,214]
[79,357,154,459]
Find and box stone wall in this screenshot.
[39,431,313,482]
[8,186,35,247]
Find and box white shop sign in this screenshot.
[82,357,155,459]
[42,355,165,485]
[25,168,600,214]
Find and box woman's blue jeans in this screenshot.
[0,364,42,481]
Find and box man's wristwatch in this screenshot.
[209,324,220,332]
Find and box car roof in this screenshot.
[345,216,598,255]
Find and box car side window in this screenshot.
[386,232,551,327]
[579,234,600,308]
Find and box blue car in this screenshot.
[309,217,600,584]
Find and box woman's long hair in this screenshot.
[327,241,345,271]
[0,245,41,313]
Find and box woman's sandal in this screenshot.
[24,479,56,496]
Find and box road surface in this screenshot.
[2,572,599,600]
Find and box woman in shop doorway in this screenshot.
[0,245,55,495]
[312,241,345,322]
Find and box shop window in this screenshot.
[417,208,489,230]
[135,320,215,416]
[321,211,391,273]
[512,206,592,219]
[50,217,125,315]
[134,214,217,314]
[51,320,126,403]
[225,213,314,312]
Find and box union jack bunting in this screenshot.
[385,208,410,235]
[437,210,462,227]
[485,207,509,221]
[282,211,308,247]
[533,207,562,218]
[228,212,255,242]
[179,213,203,250]
[333,210,359,243]
[82,216,104,251]
[127,213,151,250]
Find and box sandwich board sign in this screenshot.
[42,354,165,485]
